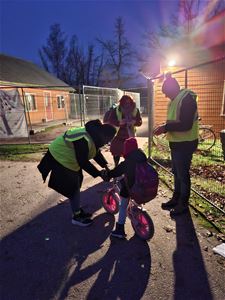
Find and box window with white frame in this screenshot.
[25,93,37,111]
[57,95,65,109]
[221,80,225,116]
[44,92,51,107]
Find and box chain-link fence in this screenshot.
[0,85,140,143]
[82,85,140,121]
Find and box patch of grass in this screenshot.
[157,168,225,233]
[192,177,225,200]
[0,144,49,161]
[192,152,224,166]
[190,195,225,233]
[42,124,65,132]
[150,148,225,233]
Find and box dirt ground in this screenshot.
[0,137,225,300]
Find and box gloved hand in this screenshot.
[153,124,166,136]
[100,169,110,182]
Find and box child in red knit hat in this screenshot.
[107,137,148,238]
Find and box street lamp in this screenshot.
[168,59,176,67]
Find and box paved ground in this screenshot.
[0,138,225,300]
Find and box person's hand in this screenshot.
[100,169,110,182]
[127,119,135,126]
[153,124,166,136]
[119,119,127,126]
[105,165,110,171]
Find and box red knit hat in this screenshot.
[123,137,138,157]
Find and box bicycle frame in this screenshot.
[102,179,154,240]
[110,179,146,215]
[126,199,146,220]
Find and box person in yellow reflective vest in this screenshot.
[153,74,199,216]
[107,95,142,166]
[37,119,116,226]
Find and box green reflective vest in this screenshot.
[49,127,96,171]
[166,89,199,142]
[116,106,138,135]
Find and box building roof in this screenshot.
[0,54,74,91]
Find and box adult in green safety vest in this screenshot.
[107,95,142,166]
[37,119,116,226]
[153,73,199,216]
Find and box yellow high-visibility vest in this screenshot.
[116,106,138,136]
[166,89,199,142]
[49,127,96,171]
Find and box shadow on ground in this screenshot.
[1,181,151,300]
[172,210,213,300]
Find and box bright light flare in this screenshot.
[168,59,176,67]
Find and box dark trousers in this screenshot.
[171,148,194,205]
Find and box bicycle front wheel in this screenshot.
[198,127,216,151]
[102,191,119,214]
[131,209,154,240]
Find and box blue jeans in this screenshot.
[171,148,194,205]
[118,197,129,225]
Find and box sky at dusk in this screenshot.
[0,0,178,66]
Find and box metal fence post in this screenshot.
[64,94,68,123]
[78,85,83,126]
[147,79,154,158]
[185,69,188,88]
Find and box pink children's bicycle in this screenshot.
[102,178,154,240]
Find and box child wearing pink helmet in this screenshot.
[107,137,147,238]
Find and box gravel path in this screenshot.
[0,142,224,300]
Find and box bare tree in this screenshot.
[140,0,225,75]
[65,36,105,87]
[65,35,84,86]
[39,23,67,80]
[40,25,106,87]
[92,51,105,86]
[86,45,94,85]
[97,17,134,88]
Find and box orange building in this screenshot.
[0,54,74,128]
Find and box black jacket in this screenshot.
[108,148,147,198]
[37,123,108,199]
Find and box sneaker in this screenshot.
[79,208,92,218]
[161,199,178,210]
[111,223,127,239]
[72,214,93,227]
[170,204,189,217]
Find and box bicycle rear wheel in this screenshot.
[102,191,119,214]
[198,127,216,151]
[131,209,154,240]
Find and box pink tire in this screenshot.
[131,210,154,240]
[102,190,120,214]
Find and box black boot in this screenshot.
[170,203,188,217]
[161,198,178,210]
[170,201,189,217]
[111,223,127,239]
